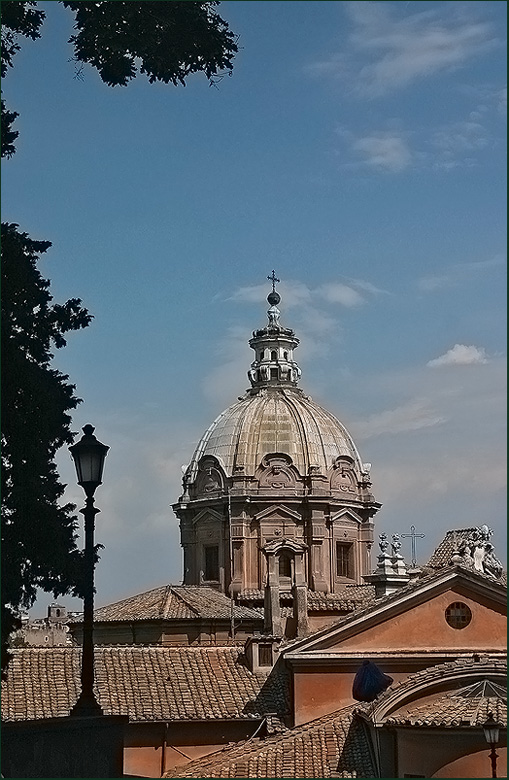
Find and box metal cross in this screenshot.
[267,270,280,293]
[401,525,425,568]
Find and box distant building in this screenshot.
[10,604,71,648]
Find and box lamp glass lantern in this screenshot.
[483,712,500,746]
[70,424,109,497]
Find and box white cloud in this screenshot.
[201,325,250,406]
[308,1,498,97]
[228,283,267,304]
[346,355,506,561]
[431,121,490,156]
[230,277,383,313]
[353,398,446,439]
[351,133,412,172]
[346,278,390,296]
[418,254,506,292]
[315,282,364,307]
[417,274,452,292]
[373,448,507,505]
[230,280,312,308]
[427,344,488,367]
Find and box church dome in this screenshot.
[184,274,367,484]
[186,387,363,479]
[176,275,378,600]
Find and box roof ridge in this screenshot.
[167,586,201,616]
[159,584,181,619]
[98,583,168,610]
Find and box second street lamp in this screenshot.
[69,424,109,716]
[483,712,501,779]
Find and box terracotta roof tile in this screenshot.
[164,704,375,778]
[359,656,507,726]
[73,586,263,624]
[385,693,507,727]
[307,586,376,611]
[426,528,479,569]
[1,647,289,724]
[238,586,376,613]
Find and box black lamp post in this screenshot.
[483,711,501,778]
[69,424,109,716]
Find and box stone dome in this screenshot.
[183,278,369,486]
[185,386,364,480]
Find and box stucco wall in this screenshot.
[292,663,411,726]
[123,720,264,778]
[329,589,506,651]
[395,728,507,778]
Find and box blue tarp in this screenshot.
[352,659,393,702]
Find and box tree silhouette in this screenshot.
[1,1,238,671]
[1,223,92,673]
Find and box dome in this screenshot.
[176,276,378,600]
[185,386,364,480]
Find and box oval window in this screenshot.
[445,601,472,629]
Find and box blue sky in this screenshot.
[2,1,506,614]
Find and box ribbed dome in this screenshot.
[186,387,363,479]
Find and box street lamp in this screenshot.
[483,711,501,778]
[69,424,109,716]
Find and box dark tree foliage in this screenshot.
[0,0,237,671]
[1,0,45,158]
[1,1,238,157]
[1,223,92,673]
[0,0,45,77]
[1,99,19,159]
[63,1,238,87]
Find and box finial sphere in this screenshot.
[267,291,281,306]
[82,424,95,436]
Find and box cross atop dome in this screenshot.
[267,270,281,307]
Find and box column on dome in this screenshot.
[309,509,329,594]
[292,549,309,637]
[180,517,196,586]
[263,549,282,636]
[228,509,247,597]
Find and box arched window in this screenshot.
[279,551,292,578]
[283,351,288,360]
[271,350,278,361]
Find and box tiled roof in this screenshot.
[238,586,376,612]
[361,656,507,725]
[307,586,376,611]
[165,704,375,778]
[72,586,263,624]
[1,646,290,724]
[385,692,507,727]
[426,528,478,569]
